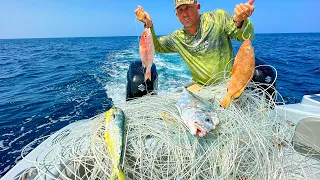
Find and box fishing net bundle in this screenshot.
[20,73,320,179]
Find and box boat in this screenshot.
[276,94,320,124]
[2,92,320,180]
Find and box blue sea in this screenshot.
[0,33,320,177]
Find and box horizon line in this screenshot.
[1,31,320,40]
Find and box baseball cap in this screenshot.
[174,0,195,9]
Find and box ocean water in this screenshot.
[0,33,320,177]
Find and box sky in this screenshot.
[0,0,319,39]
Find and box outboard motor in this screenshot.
[126,61,158,101]
[252,57,277,100]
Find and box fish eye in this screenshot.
[246,47,250,52]
[204,117,211,123]
[144,35,147,38]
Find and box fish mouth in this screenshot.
[194,122,208,137]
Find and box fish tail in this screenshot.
[220,94,232,108]
[109,168,126,180]
[118,169,126,180]
[145,67,151,81]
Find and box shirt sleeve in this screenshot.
[218,9,255,41]
[150,25,177,53]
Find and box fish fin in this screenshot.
[105,108,114,124]
[145,72,151,81]
[118,168,126,180]
[104,130,110,144]
[233,88,245,99]
[187,84,203,92]
[220,94,232,108]
[109,168,126,180]
[145,67,151,81]
[104,109,113,147]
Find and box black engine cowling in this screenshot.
[126,61,158,101]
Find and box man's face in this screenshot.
[175,2,200,28]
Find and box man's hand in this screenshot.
[233,0,255,23]
[134,6,153,28]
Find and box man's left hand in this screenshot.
[233,0,255,22]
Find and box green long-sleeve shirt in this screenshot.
[150,9,254,85]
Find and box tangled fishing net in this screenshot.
[20,68,320,179]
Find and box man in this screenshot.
[134,0,255,86]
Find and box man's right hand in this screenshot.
[134,6,152,28]
[233,0,255,23]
